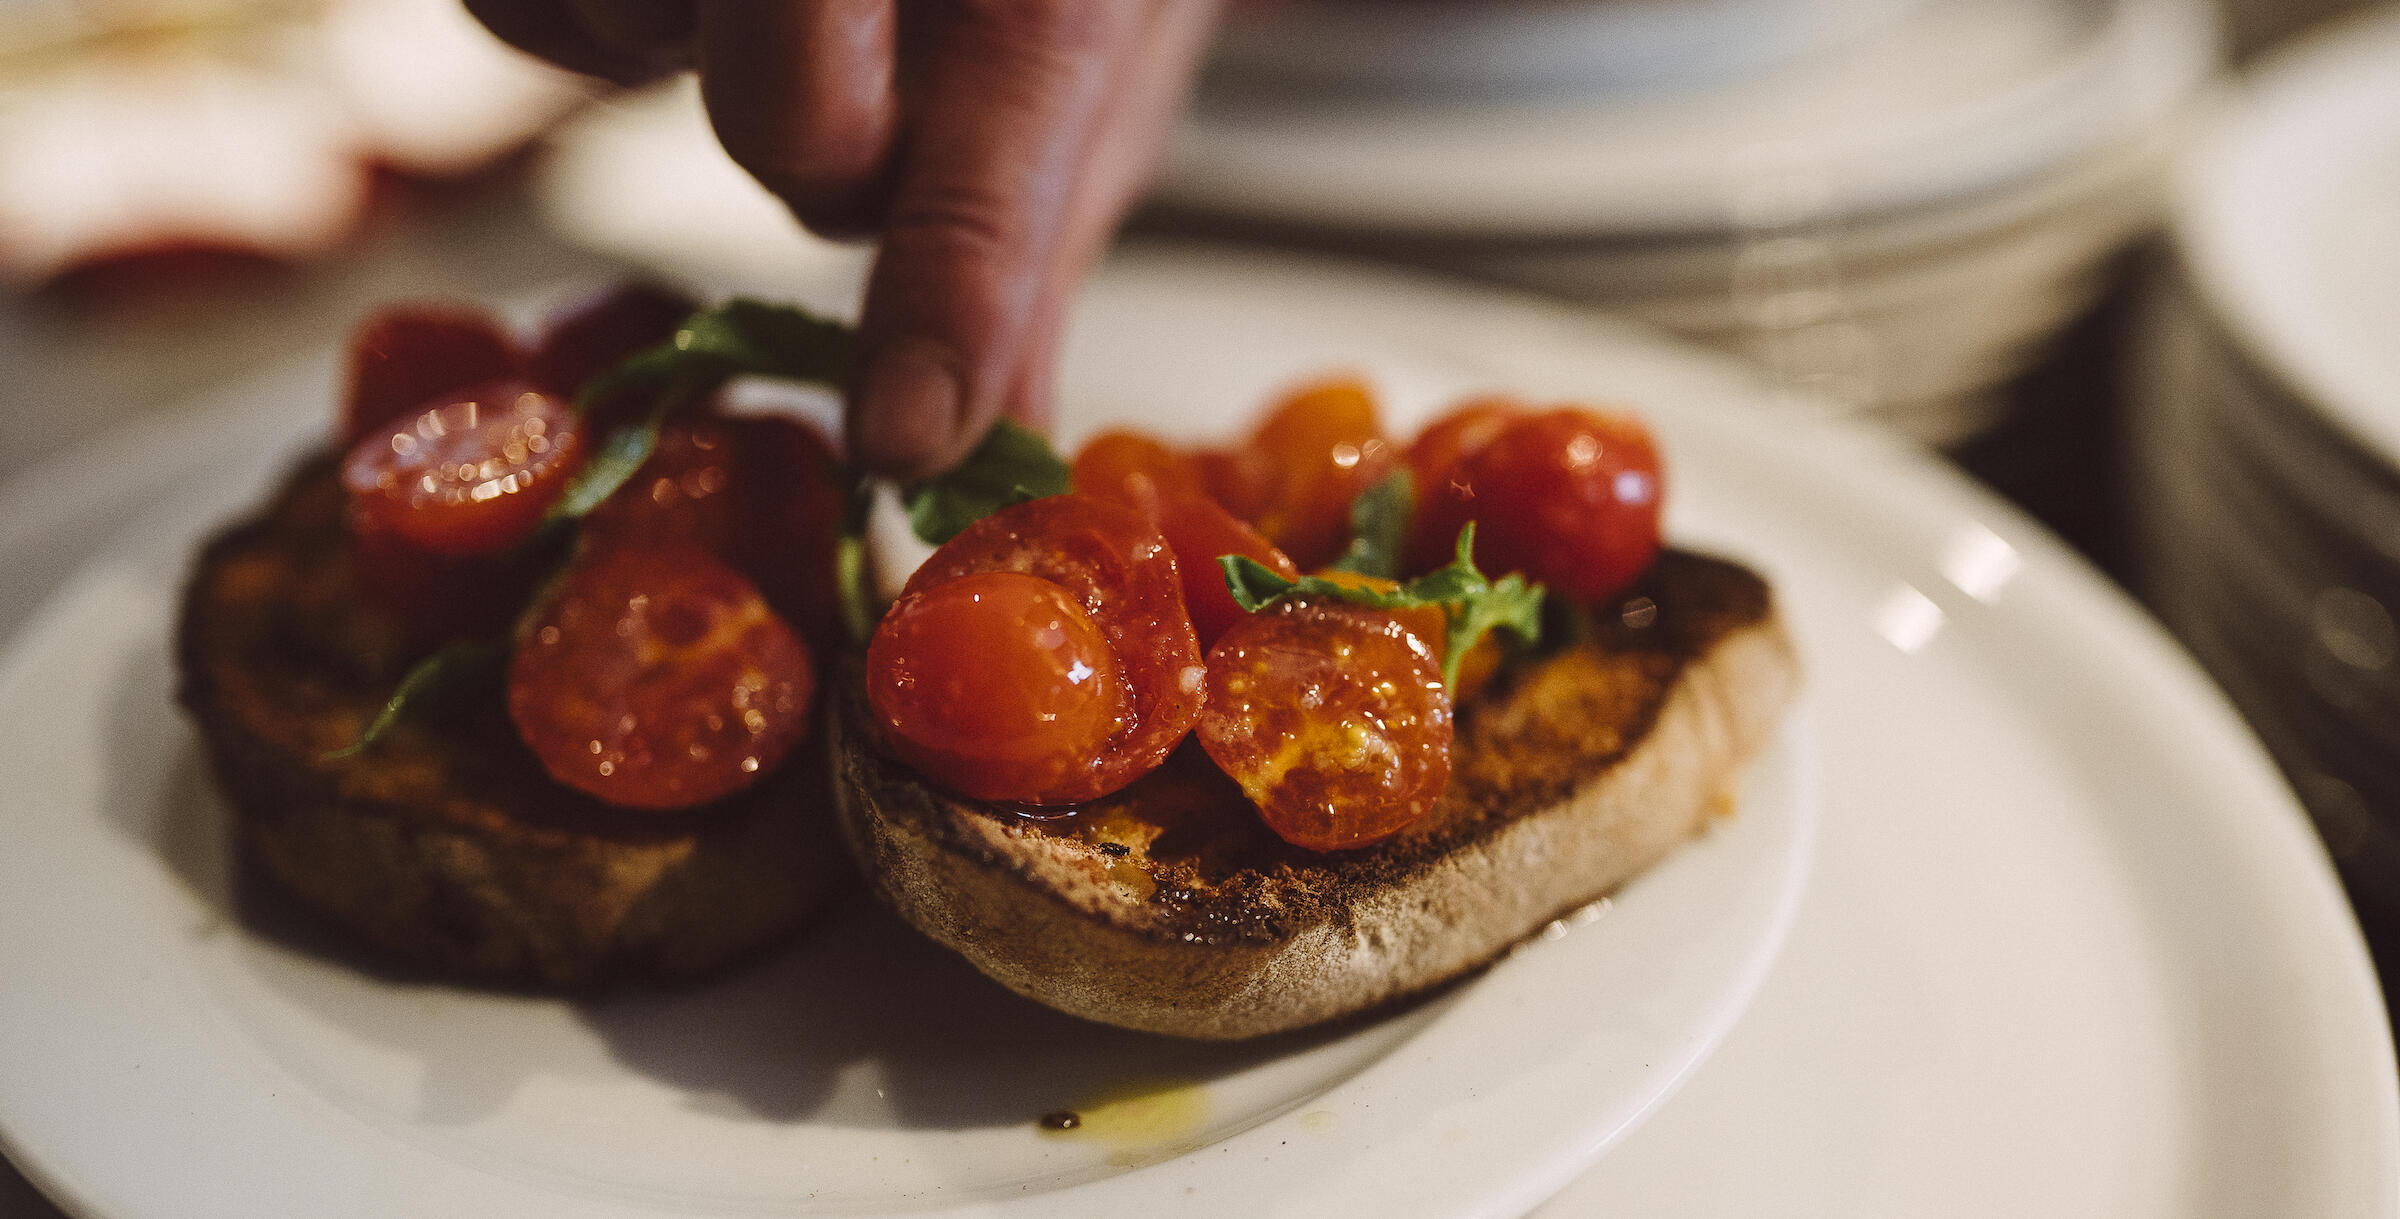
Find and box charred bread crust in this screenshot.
[175,455,846,988]
[832,551,1799,1039]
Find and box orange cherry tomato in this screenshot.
[1236,377,1398,571]
[1451,408,1664,605]
[508,544,815,810]
[338,305,523,447]
[1198,600,1454,852]
[1305,568,1503,702]
[1403,397,1524,575]
[340,380,585,556]
[892,493,1206,802]
[1073,430,1301,648]
[867,571,1132,805]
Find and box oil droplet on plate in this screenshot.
[1038,1079,1210,1166]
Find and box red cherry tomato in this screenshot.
[1448,407,1665,605]
[529,282,697,426]
[338,305,523,447]
[340,380,585,556]
[867,572,1133,804]
[895,493,1206,802]
[1073,430,1300,648]
[723,415,847,653]
[509,544,815,810]
[584,414,845,652]
[1403,398,1523,575]
[1198,600,1453,851]
[1236,377,1398,571]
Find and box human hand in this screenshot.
[466,0,1226,479]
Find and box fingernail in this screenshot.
[854,335,964,477]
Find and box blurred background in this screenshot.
[0,0,2392,1066]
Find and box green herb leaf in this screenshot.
[902,419,1071,545]
[322,637,508,760]
[1329,469,1413,579]
[1217,522,1542,688]
[575,299,850,412]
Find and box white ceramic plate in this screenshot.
[2,247,2395,1218]
[0,251,1816,1219]
[2175,4,2400,478]
[1159,0,2213,236]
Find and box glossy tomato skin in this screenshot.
[1403,398,1523,575]
[1073,430,1300,648]
[1232,378,1398,571]
[867,572,1132,804]
[1451,408,1664,605]
[509,544,815,810]
[338,305,523,447]
[530,282,697,426]
[341,379,585,556]
[1198,600,1454,852]
[894,494,1206,803]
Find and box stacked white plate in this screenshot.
[2129,6,2400,949]
[1157,0,2218,446]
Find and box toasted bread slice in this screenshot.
[831,551,1798,1039]
[175,456,846,988]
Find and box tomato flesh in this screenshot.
[1198,601,1453,851]
[867,572,1131,804]
[509,544,815,810]
[1450,408,1664,605]
[584,414,846,652]
[1074,430,1299,648]
[893,493,1205,802]
[341,379,584,556]
[339,305,523,447]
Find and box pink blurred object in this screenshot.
[0,0,590,287]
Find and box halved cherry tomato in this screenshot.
[890,493,1205,803]
[1448,408,1664,605]
[584,414,845,651]
[1198,600,1453,852]
[341,379,584,556]
[1307,569,1502,702]
[1073,430,1300,647]
[1230,377,1398,571]
[1403,397,1523,575]
[867,571,1132,804]
[509,544,815,810]
[529,282,696,426]
[338,305,523,447]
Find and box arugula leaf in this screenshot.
[323,637,508,760]
[1329,469,1412,579]
[575,299,850,413]
[1218,523,1542,689]
[901,419,1071,544]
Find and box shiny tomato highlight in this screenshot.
[509,544,815,810]
[1234,377,1397,570]
[341,380,584,556]
[1450,408,1664,605]
[1198,601,1454,852]
[894,494,1206,802]
[867,571,1132,805]
[1073,430,1299,647]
